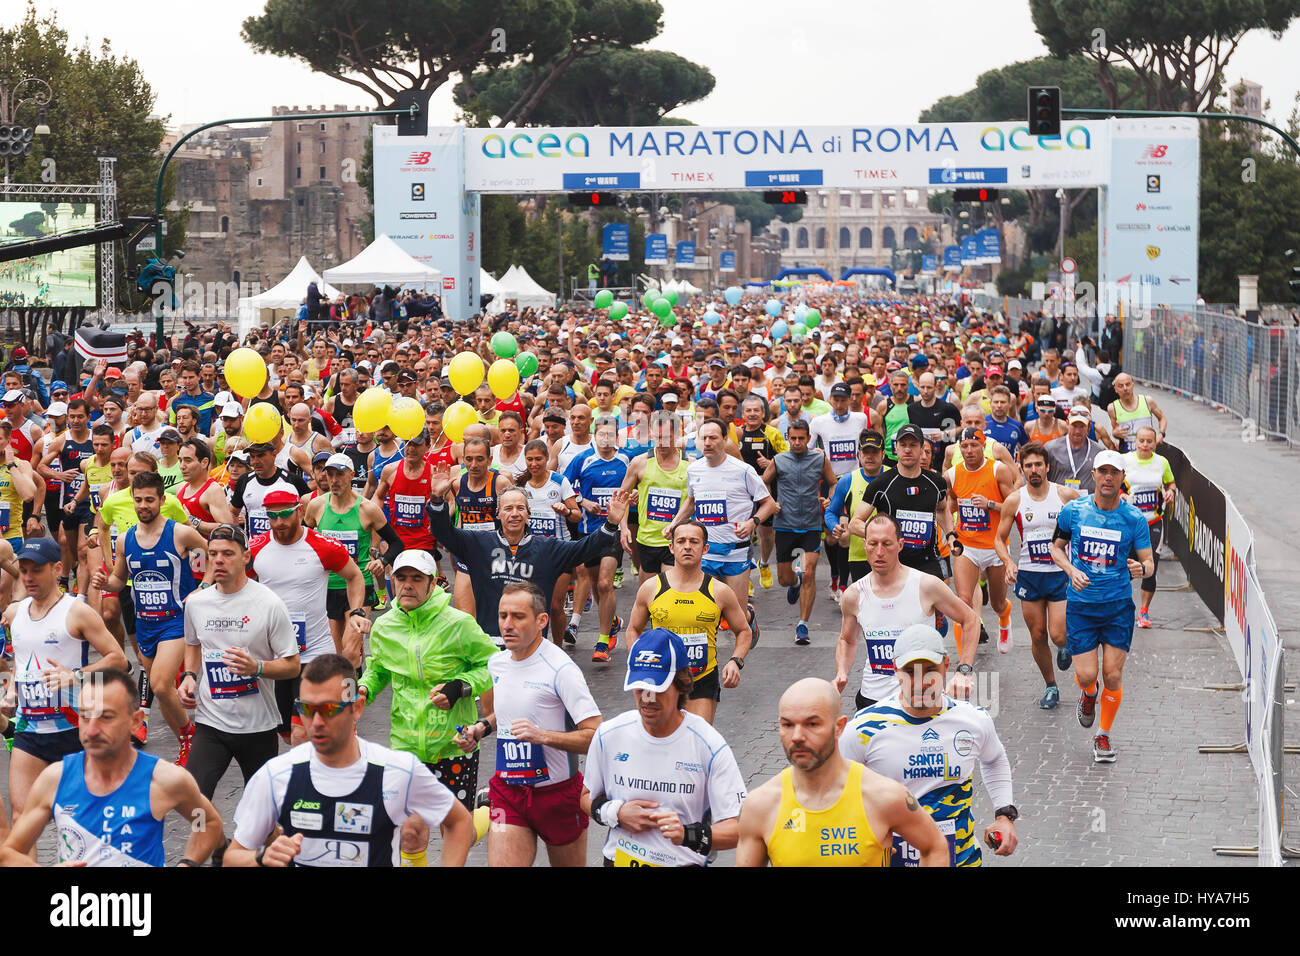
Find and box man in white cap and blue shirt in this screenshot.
[839,623,1019,867]
[580,628,747,867]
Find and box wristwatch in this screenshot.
[728,656,745,671]
[994,804,1019,822]
[348,608,368,619]
[255,845,268,867]
[955,662,973,676]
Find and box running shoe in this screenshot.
[997,622,1011,654]
[175,723,194,768]
[613,568,624,589]
[795,623,810,646]
[978,623,990,645]
[786,570,802,606]
[1136,608,1151,629]
[1056,645,1072,670]
[1039,685,1060,710]
[760,565,773,589]
[1076,690,1098,729]
[563,588,574,616]
[748,578,754,597]
[584,596,593,613]
[611,615,624,643]
[591,642,611,663]
[132,712,148,747]
[747,603,759,647]
[472,805,492,843]
[563,622,578,645]
[1093,734,1116,763]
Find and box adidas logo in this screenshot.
[782,818,799,830]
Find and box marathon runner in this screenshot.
[447,434,511,620]
[840,624,1018,867]
[454,582,601,866]
[624,520,752,724]
[1045,407,1104,492]
[225,654,473,867]
[835,514,979,708]
[730,394,789,589]
[809,382,868,598]
[1108,373,1168,453]
[618,411,689,588]
[582,628,747,867]
[1121,426,1176,629]
[1049,451,1154,763]
[822,431,888,587]
[735,677,948,867]
[231,440,311,540]
[517,438,581,643]
[40,398,94,594]
[1,538,127,849]
[993,442,1080,709]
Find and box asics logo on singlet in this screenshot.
[293,799,321,811]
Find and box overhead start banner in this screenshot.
[602,222,629,261]
[463,121,1110,193]
[644,233,668,264]
[719,250,736,273]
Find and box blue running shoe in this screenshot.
[786,571,802,606]
[795,623,810,645]
[1056,645,1072,671]
[1039,685,1060,710]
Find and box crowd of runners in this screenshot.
[0,286,1174,866]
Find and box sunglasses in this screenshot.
[265,508,297,519]
[294,699,352,720]
[209,523,247,547]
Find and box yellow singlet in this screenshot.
[766,761,889,867]
[647,572,721,681]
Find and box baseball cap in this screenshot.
[1094,449,1127,472]
[221,401,244,419]
[1068,406,1091,424]
[104,367,124,380]
[893,624,948,667]
[246,441,276,453]
[623,628,689,693]
[745,355,765,368]
[405,428,430,445]
[158,427,182,443]
[1008,359,1023,371]
[396,370,417,384]
[312,450,333,466]
[46,401,68,417]
[1,389,23,403]
[859,430,884,451]
[862,373,877,387]
[229,449,251,464]
[324,453,355,472]
[958,426,985,443]
[262,490,300,509]
[829,382,851,398]
[12,347,26,360]
[911,354,929,368]
[985,365,1004,377]
[894,423,925,445]
[16,537,61,565]
[708,357,726,368]
[392,549,438,577]
[660,391,679,405]
[1035,395,1057,409]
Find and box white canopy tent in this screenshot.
[481,269,505,315]
[237,256,341,338]
[322,234,442,287]
[497,265,556,310]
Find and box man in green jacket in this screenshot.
[359,548,497,866]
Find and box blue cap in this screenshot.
[623,628,688,693]
[50,380,68,393]
[911,354,930,368]
[16,537,62,565]
[312,450,332,465]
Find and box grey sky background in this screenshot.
[26,0,1300,130]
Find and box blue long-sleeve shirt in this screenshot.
[824,470,856,533]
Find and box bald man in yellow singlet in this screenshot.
[736,678,948,867]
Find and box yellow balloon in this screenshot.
[387,396,424,441]
[353,387,393,433]
[443,400,478,442]
[224,347,267,398]
[487,359,520,400]
[244,402,281,444]
[448,351,485,396]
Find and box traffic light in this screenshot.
[0,125,34,156]
[566,192,617,207]
[395,88,433,136]
[762,190,807,205]
[953,188,999,202]
[1286,248,1300,303]
[1027,86,1061,136]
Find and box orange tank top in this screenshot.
[952,457,1002,549]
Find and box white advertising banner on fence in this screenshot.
[1098,118,1199,316]
[463,121,1110,193]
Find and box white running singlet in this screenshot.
[685,455,770,564]
[1015,482,1066,574]
[851,567,930,702]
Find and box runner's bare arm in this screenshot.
[877,779,949,867]
[155,762,224,865]
[0,763,60,866]
[734,778,780,867]
[833,583,861,693]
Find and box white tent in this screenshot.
[237,256,340,338]
[481,269,505,315]
[322,234,442,286]
[497,265,556,310]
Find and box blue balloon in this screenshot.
[724,286,743,306]
[703,310,721,326]
[771,319,789,339]
[794,304,808,321]
[765,298,782,317]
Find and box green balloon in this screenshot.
[609,301,629,320]
[663,289,679,306]
[491,331,518,358]
[651,297,673,318]
[594,289,613,309]
[515,350,538,377]
[642,290,659,308]
[659,312,677,328]
[792,322,808,337]
[804,309,821,328]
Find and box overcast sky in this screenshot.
[26,0,1300,130]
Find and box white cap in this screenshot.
[1067,406,1091,424]
[892,624,948,667]
[1008,359,1023,370]
[671,337,685,347]
[1094,449,1127,472]
[745,355,765,368]
[323,452,354,472]
[751,334,763,344]
[392,549,438,576]
[221,401,244,418]
[46,401,68,417]
[831,342,846,352]
[1,389,23,402]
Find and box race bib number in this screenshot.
[1078,524,1120,568]
[1024,528,1054,564]
[496,735,549,785]
[290,612,308,653]
[592,486,619,517]
[394,494,425,527]
[90,483,110,510]
[695,497,727,525]
[0,501,9,532]
[645,486,681,523]
[827,438,857,463]
[890,817,957,868]
[1130,488,1159,515]
[896,509,934,551]
[203,649,259,699]
[680,632,709,677]
[863,635,896,675]
[17,675,67,720]
[248,508,270,538]
[957,499,989,533]
[528,514,559,538]
[133,573,176,618]
[320,528,359,560]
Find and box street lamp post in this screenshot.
[0,70,52,183]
